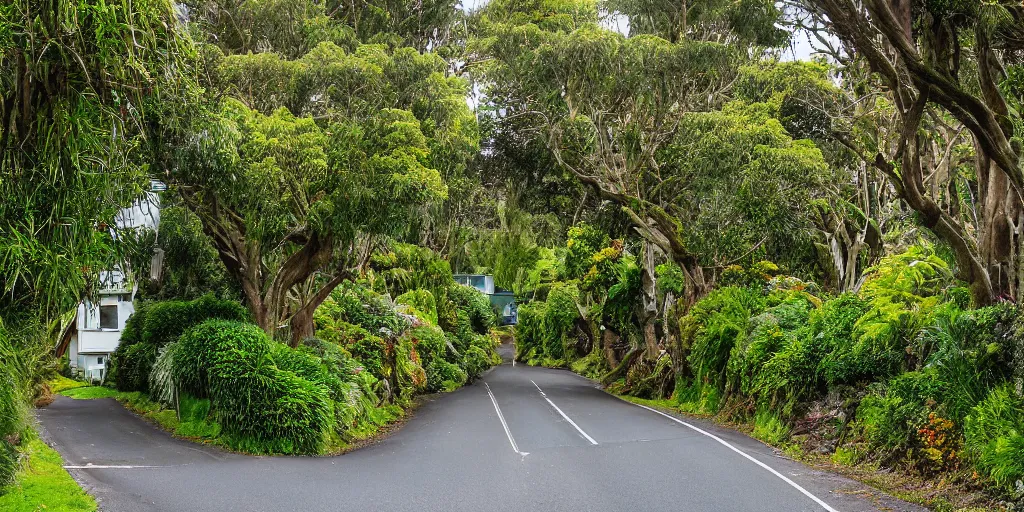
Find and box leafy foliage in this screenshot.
[964,386,1024,493]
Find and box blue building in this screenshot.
[453,274,517,325]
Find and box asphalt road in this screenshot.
[37,351,926,512]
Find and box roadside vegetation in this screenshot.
[2,0,1023,509]
[0,434,97,512]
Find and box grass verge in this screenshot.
[0,434,97,512]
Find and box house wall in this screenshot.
[78,330,121,353]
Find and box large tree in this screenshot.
[473,0,829,304]
[175,30,475,344]
[795,0,1024,305]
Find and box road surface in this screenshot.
[37,354,925,511]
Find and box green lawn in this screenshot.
[48,375,91,394]
[60,385,120,400]
[0,436,97,512]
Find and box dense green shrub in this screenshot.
[809,293,870,387]
[0,334,23,490]
[964,386,1024,494]
[921,305,1016,424]
[687,286,765,387]
[173,320,272,398]
[173,320,332,454]
[542,282,580,361]
[728,296,812,406]
[562,223,609,280]
[407,325,447,367]
[211,351,332,454]
[856,372,942,457]
[141,294,249,347]
[441,284,496,336]
[463,335,498,380]
[112,342,157,393]
[299,337,384,434]
[372,242,454,298]
[426,360,467,392]
[320,283,408,336]
[514,301,546,362]
[119,301,148,346]
[396,289,438,325]
[111,296,248,392]
[349,334,387,380]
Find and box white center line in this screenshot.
[631,403,839,512]
[531,380,598,445]
[485,382,528,456]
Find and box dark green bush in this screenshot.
[541,282,580,361]
[321,282,408,336]
[349,334,387,380]
[728,296,812,401]
[426,360,467,392]
[856,372,942,457]
[0,336,22,490]
[687,286,765,387]
[463,335,498,380]
[964,386,1024,494]
[809,293,869,387]
[112,342,158,393]
[173,320,272,398]
[141,294,249,347]
[514,301,546,362]
[441,284,496,336]
[407,325,446,367]
[119,301,148,347]
[173,320,332,454]
[562,223,609,280]
[211,351,332,455]
[299,337,383,434]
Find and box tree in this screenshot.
[473,1,826,304]
[795,0,1024,305]
[174,40,474,345]
[0,0,195,323]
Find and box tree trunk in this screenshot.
[289,306,315,348]
[976,153,1020,300]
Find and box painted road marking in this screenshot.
[531,380,598,445]
[631,403,840,512]
[485,382,528,456]
[64,463,168,469]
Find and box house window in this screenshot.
[470,276,486,291]
[99,305,118,329]
[82,302,98,329]
[97,356,104,365]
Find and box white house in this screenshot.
[65,271,137,382]
[57,184,162,382]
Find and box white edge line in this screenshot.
[531,380,598,446]
[484,382,527,456]
[632,403,839,512]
